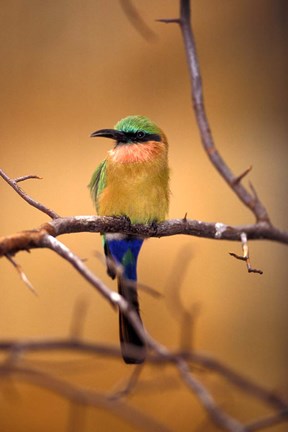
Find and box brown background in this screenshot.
[0,1,287,431]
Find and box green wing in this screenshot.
[89,160,107,212]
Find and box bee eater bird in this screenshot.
[89,115,169,364]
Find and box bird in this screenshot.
[89,115,169,364]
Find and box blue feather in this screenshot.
[107,238,143,281]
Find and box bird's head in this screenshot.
[90,115,167,147]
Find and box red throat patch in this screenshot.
[109,141,166,163]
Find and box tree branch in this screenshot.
[0,168,59,219]
[175,358,247,432]
[158,0,271,224]
[0,215,287,260]
[0,362,171,432]
[1,339,287,432]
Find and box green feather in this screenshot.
[122,249,135,267]
[89,160,107,212]
[115,115,163,137]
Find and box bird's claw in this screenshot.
[116,214,132,231]
[121,214,132,225]
[149,219,158,235]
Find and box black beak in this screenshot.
[90,128,127,142]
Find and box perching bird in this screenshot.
[89,115,169,364]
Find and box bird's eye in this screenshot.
[136,131,146,140]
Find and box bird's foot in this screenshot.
[116,215,132,232]
[121,214,132,226]
[113,214,131,225]
[149,219,158,236]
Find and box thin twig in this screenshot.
[229,232,263,274]
[0,168,60,219]
[5,254,38,295]
[108,364,143,400]
[14,175,42,183]
[120,0,158,41]
[156,18,181,24]
[245,411,288,431]
[233,166,253,185]
[69,297,90,339]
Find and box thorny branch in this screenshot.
[0,170,287,261]
[158,0,271,225]
[1,0,287,431]
[1,208,287,260]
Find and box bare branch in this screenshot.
[0,168,60,219]
[188,351,288,412]
[1,216,287,261]
[1,338,287,412]
[42,234,116,306]
[245,411,288,431]
[157,1,271,224]
[0,363,171,432]
[1,338,287,431]
[0,165,286,292]
[176,358,247,432]
[41,234,158,364]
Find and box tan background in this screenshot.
[0,1,287,431]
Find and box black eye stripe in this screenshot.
[121,132,161,143]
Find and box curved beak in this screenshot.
[90,128,126,142]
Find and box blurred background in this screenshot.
[0,1,287,431]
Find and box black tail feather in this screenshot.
[118,278,146,364]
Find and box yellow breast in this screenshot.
[97,141,169,223]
